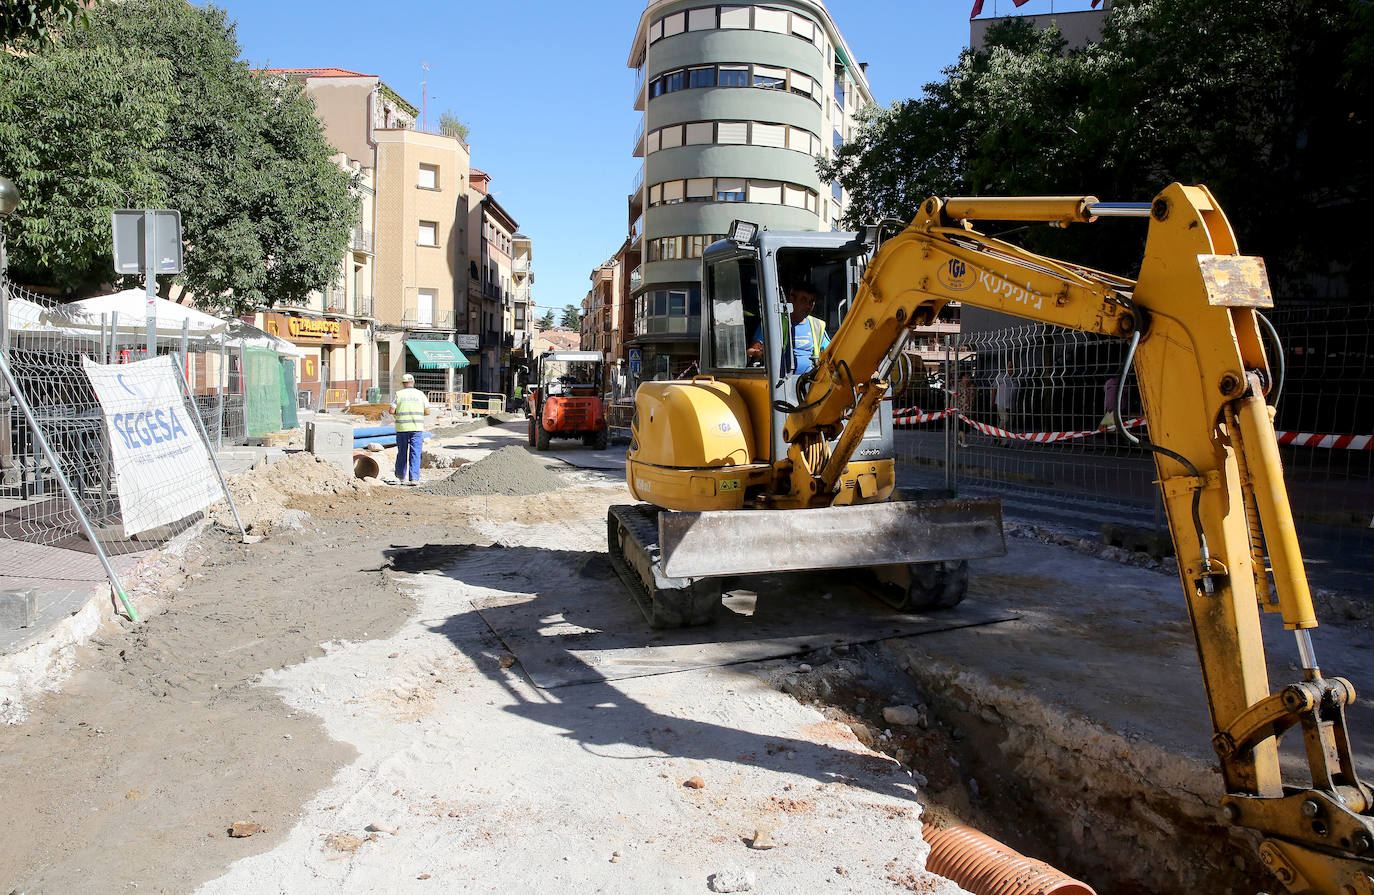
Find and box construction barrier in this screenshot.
[323,387,349,410]
[461,392,506,416]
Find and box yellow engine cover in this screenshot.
[627,378,767,510]
[629,378,755,469]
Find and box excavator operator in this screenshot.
[746,280,830,374]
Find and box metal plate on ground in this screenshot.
[473,562,1015,689]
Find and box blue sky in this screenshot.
[217,0,1100,316]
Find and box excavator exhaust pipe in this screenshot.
[922,823,1097,895]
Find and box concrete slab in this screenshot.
[0,588,36,629]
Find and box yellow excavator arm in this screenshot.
[786,184,1372,894]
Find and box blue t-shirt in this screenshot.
[753,316,830,375]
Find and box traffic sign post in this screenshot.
[112,209,183,359]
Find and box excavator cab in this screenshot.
[701,230,894,470]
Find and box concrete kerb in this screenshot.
[0,450,292,724]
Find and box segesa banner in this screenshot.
[82,355,223,536]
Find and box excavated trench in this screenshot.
[767,641,1272,894]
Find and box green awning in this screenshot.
[405,340,470,369]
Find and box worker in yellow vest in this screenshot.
[390,373,428,486]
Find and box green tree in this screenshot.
[536,309,556,330]
[0,48,171,292]
[560,304,581,329]
[819,0,1373,295]
[438,110,470,143]
[2,0,357,311]
[0,0,97,48]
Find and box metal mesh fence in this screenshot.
[2,268,247,570]
[893,304,1374,590]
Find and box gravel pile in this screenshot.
[417,445,565,497]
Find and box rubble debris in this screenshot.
[418,445,566,497]
[708,868,756,892]
[684,776,706,789]
[749,828,776,850]
[229,822,262,838]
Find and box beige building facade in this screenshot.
[374,127,471,395]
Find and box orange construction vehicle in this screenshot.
[526,350,608,451]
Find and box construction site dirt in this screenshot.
[1,420,1369,894]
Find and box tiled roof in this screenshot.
[264,67,375,79]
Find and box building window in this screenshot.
[752,65,786,90]
[514,304,526,328]
[646,119,821,155]
[418,164,438,190]
[646,62,819,104]
[688,7,715,30]
[719,6,750,29]
[688,66,715,88]
[417,289,435,327]
[754,7,787,33]
[637,286,703,336]
[718,65,749,87]
[831,181,843,203]
[418,221,438,246]
[717,178,747,202]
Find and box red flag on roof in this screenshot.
[1091,0,1103,6]
[970,0,984,16]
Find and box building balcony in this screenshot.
[630,166,643,197]
[633,66,646,111]
[631,118,645,158]
[483,328,502,348]
[350,226,374,255]
[512,258,531,276]
[325,289,348,312]
[403,309,456,329]
[630,215,643,244]
[354,294,375,318]
[628,265,642,293]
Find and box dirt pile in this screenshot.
[210,452,370,534]
[417,445,565,497]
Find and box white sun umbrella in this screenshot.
[58,289,230,338]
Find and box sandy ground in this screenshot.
[3,419,1370,894]
[0,427,966,895]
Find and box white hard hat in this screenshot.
[401,373,415,383]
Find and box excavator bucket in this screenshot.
[657,498,1005,579]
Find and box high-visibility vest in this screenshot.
[393,387,427,432]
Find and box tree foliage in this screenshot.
[438,110,470,143]
[0,48,171,291]
[560,304,581,329]
[0,0,357,311]
[0,0,96,48]
[536,309,556,330]
[820,0,1373,295]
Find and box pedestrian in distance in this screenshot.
[1100,375,1120,431]
[956,371,974,447]
[390,373,428,486]
[993,361,1016,446]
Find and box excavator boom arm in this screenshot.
[787,185,1373,894]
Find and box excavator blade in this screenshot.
[657,498,1005,579]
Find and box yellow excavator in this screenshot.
[607,184,1373,893]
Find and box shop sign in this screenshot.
[264,312,350,345]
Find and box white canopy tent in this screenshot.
[2,289,305,358]
[60,289,230,338]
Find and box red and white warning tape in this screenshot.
[891,407,1372,450]
[1274,431,1374,450]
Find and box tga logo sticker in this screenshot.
[935,258,973,292]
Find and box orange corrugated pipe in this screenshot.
[922,824,1097,895]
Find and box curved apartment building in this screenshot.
[626,1,874,376]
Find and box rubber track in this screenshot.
[607,504,663,627]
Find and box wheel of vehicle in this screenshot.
[535,416,551,451]
[591,428,608,451]
[527,417,536,446]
